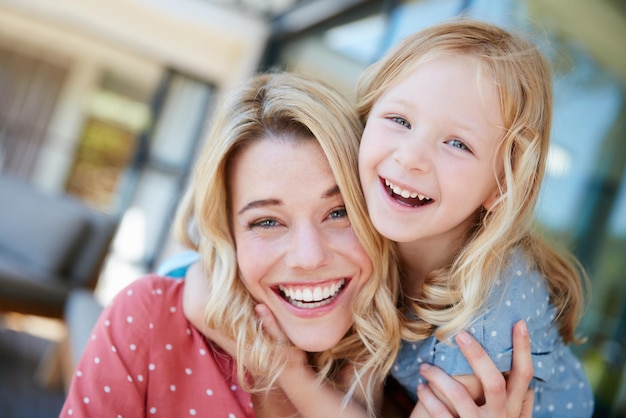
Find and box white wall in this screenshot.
[0,0,270,191]
[0,0,270,88]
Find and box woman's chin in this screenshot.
[288,333,344,353]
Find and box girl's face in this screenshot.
[359,54,505,252]
[230,138,371,352]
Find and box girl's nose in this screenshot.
[284,224,331,270]
[393,136,432,173]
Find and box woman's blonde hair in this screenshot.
[174,72,400,414]
[357,19,588,344]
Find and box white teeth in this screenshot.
[279,279,346,306]
[385,179,431,201]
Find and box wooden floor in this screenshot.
[0,319,66,418]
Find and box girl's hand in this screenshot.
[413,320,534,418]
[254,304,309,373]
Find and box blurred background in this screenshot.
[0,0,624,416]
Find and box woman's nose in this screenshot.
[284,224,331,270]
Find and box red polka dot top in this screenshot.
[60,275,256,418]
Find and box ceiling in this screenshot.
[206,0,378,35]
[204,0,301,17]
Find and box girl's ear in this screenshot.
[482,187,501,211]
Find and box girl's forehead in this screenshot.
[385,51,489,91]
[386,53,494,94]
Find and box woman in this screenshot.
[62,72,398,417]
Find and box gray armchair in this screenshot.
[0,174,117,319]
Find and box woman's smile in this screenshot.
[230,138,371,352]
[277,278,348,310]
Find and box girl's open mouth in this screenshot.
[383,178,433,207]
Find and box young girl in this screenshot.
[356,19,593,417]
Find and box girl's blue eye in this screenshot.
[391,116,411,129]
[448,139,470,152]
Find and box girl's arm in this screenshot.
[412,320,534,418]
[183,262,376,418]
[254,304,378,418]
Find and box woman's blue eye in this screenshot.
[250,218,279,229]
[391,116,411,129]
[329,207,348,220]
[448,139,470,152]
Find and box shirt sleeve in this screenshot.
[431,252,561,382]
[60,276,159,417]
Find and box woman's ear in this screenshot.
[482,187,501,211]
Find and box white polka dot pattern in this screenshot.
[391,249,594,418]
[59,275,255,417]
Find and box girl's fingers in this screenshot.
[418,363,477,417]
[520,389,535,418]
[454,330,507,415]
[506,320,534,407]
[452,321,534,417]
[414,383,450,418]
[255,304,309,369]
[417,323,534,418]
[254,304,288,343]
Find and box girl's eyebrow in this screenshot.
[237,185,340,215]
[378,96,411,110]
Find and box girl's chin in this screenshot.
[371,220,412,243]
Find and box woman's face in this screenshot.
[229,138,371,352]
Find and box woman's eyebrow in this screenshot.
[323,185,341,199]
[238,198,282,215]
[238,185,340,215]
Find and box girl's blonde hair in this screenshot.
[174,72,400,414]
[357,19,588,344]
